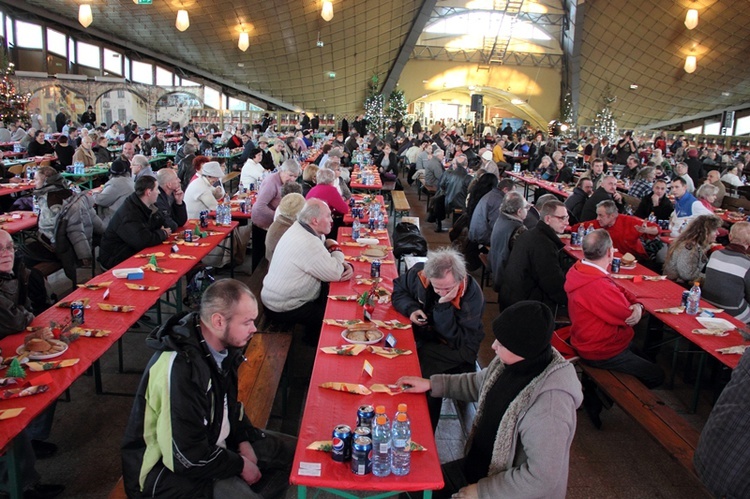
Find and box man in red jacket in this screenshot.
[565,229,663,426]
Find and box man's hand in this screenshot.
[625,303,643,326]
[613,191,623,203]
[451,484,479,499]
[396,376,430,393]
[161,226,172,238]
[651,192,661,206]
[238,441,257,464]
[409,310,428,325]
[635,224,659,236]
[240,456,262,485]
[173,187,184,204]
[340,262,354,281]
[438,282,461,304]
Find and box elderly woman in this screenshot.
[696,183,720,212]
[536,155,553,179]
[251,159,301,270]
[94,161,134,227]
[628,166,656,199]
[664,215,723,285]
[306,168,349,216]
[721,162,744,187]
[265,193,305,262]
[240,147,265,189]
[302,164,318,197]
[183,161,225,219]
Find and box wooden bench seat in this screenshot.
[579,363,700,474]
[390,190,410,223]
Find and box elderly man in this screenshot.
[572,200,658,262]
[672,161,695,193]
[501,200,570,311]
[565,229,664,425]
[9,122,26,142]
[618,155,641,182]
[392,247,485,431]
[155,168,187,231]
[110,141,136,176]
[565,178,594,224]
[130,154,156,181]
[251,159,300,269]
[423,147,444,191]
[580,175,624,222]
[705,170,726,208]
[94,161,134,227]
[469,178,515,247]
[261,199,354,343]
[99,176,171,269]
[489,192,529,294]
[703,222,750,323]
[122,279,295,498]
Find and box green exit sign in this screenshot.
[137,0,152,4]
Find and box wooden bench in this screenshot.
[579,363,701,474]
[390,190,410,223]
[423,184,437,206]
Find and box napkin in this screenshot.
[717,345,750,355]
[0,385,49,400]
[97,303,135,312]
[368,346,412,359]
[141,264,177,274]
[319,382,372,395]
[169,254,197,260]
[26,359,80,371]
[135,252,165,258]
[307,440,426,452]
[371,319,411,330]
[323,319,365,328]
[320,345,367,356]
[691,329,730,337]
[69,327,111,337]
[77,281,113,290]
[125,283,160,291]
[0,408,25,420]
[328,295,359,301]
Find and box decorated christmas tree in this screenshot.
[560,91,576,136]
[592,86,618,142]
[386,89,407,128]
[0,54,30,125]
[364,74,385,136]
[7,358,26,379]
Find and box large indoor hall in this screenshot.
[0,0,749,498]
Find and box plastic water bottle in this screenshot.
[577,224,585,244]
[371,408,391,477]
[352,218,361,240]
[377,212,386,231]
[391,405,411,476]
[586,224,595,235]
[32,195,40,216]
[151,147,157,157]
[686,281,701,315]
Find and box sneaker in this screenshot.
[30,440,57,460]
[23,483,65,499]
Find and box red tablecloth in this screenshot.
[350,167,383,191]
[505,171,571,198]
[342,195,388,225]
[290,228,443,492]
[0,211,37,235]
[0,183,34,197]
[0,220,236,450]
[563,242,744,369]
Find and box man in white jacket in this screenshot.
[261,198,354,343]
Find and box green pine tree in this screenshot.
[7,358,26,378]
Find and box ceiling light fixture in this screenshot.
[238,32,249,52]
[684,55,697,73]
[321,1,334,22]
[175,9,190,31]
[316,31,324,48]
[722,91,731,97]
[511,98,525,105]
[685,9,698,30]
[629,84,639,89]
[78,4,93,28]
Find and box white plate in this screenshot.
[696,317,737,331]
[16,340,69,360]
[113,268,143,279]
[341,329,384,345]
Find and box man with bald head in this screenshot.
[703,222,750,323]
[155,168,187,231]
[705,170,726,208]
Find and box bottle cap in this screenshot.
[397,403,407,412]
[375,405,386,414]
[376,415,387,425]
[397,413,407,422]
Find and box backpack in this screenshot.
[183,267,215,309]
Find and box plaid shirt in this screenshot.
[694,349,750,497]
[627,180,653,199]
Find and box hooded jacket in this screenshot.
[121,312,264,498]
[564,260,638,360]
[431,351,582,498]
[99,191,167,269]
[0,258,49,337]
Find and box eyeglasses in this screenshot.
[0,243,15,253]
[550,214,569,221]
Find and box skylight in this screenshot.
[424,12,551,41]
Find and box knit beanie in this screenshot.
[277,193,305,219]
[492,301,554,359]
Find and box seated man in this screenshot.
[488,192,528,296]
[392,247,485,431]
[122,279,295,498]
[705,170,726,208]
[155,168,188,232]
[565,177,593,224]
[131,154,156,181]
[99,176,172,269]
[703,221,750,323]
[571,200,659,262]
[500,200,570,311]
[565,229,664,425]
[579,175,624,222]
[670,176,712,232]
[397,301,582,499]
[261,199,354,343]
[694,348,750,498]
[468,178,514,248]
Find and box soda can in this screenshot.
[611,257,621,274]
[350,436,373,475]
[248,183,255,192]
[368,217,376,230]
[71,301,85,325]
[332,425,352,462]
[199,210,209,228]
[570,232,579,246]
[354,426,371,439]
[239,201,246,214]
[681,290,690,308]
[370,260,381,279]
[357,405,375,428]
[184,230,193,242]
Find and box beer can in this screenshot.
[350,436,373,475]
[611,257,621,274]
[681,290,690,308]
[331,425,352,462]
[357,405,375,428]
[71,301,85,325]
[184,230,193,242]
[370,260,381,279]
[354,426,372,439]
[199,210,209,228]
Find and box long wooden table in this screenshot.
[290,227,443,497]
[0,219,237,498]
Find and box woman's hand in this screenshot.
[395,376,430,393]
[452,484,479,499]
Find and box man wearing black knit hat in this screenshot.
[398,301,582,499]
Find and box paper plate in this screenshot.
[697,317,736,331]
[341,329,384,345]
[17,340,68,360]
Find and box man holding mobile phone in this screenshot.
[392,248,485,431]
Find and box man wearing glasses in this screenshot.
[500,200,572,311]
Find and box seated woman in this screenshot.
[53,135,75,172]
[265,193,305,262]
[397,301,582,499]
[536,155,553,179]
[94,161,134,227]
[92,136,112,164]
[183,161,225,219]
[301,164,318,197]
[696,183,720,212]
[239,147,265,189]
[375,143,398,181]
[664,215,722,285]
[721,163,744,187]
[628,166,656,199]
[306,168,349,216]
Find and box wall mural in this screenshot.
[95,88,148,127]
[28,85,86,132]
[155,92,202,129]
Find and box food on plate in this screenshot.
[620,253,636,266]
[342,328,384,344]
